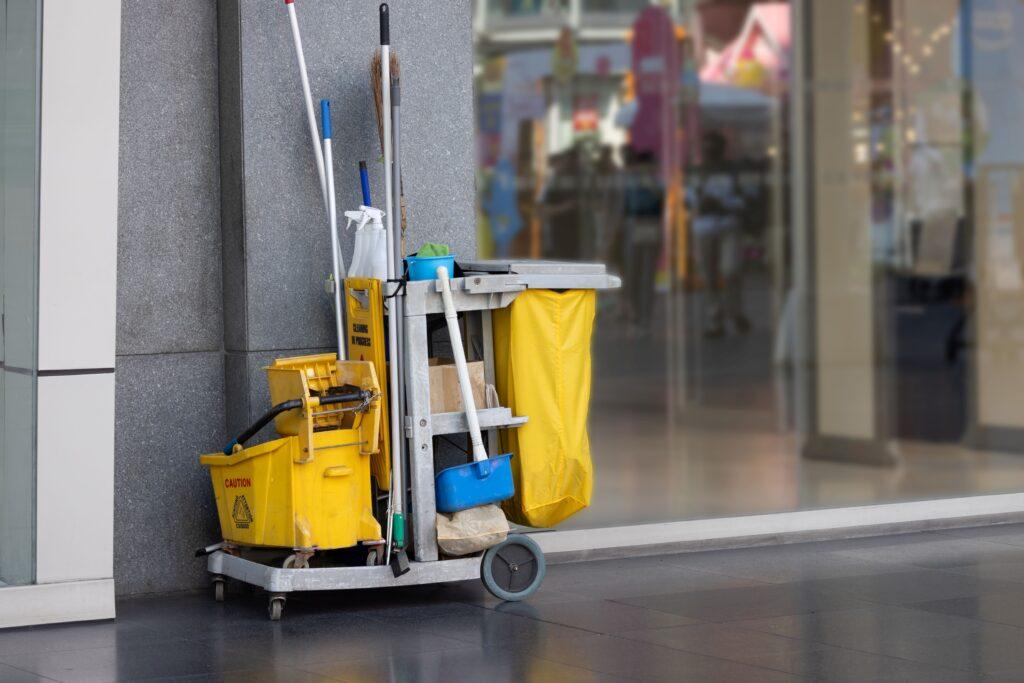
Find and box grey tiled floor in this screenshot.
[8,526,1024,681]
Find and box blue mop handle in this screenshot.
[359,160,372,206]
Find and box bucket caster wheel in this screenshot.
[283,553,311,569]
[366,548,379,566]
[480,534,546,602]
[268,594,286,621]
[212,575,226,603]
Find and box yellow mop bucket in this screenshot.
[200,358,383,550]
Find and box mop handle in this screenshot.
[378,1,402,565]
[285,0,328,215]
[380,2,401,505]
[379,5,395,280]
[436,267,488,463]
[321,100,346,361]
[390,76,403,273]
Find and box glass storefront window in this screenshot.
[473,0,1024,529]
[484,0,571,25]
[1,0,41,586]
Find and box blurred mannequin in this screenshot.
[691,131,750,337]
[621,148,664,332]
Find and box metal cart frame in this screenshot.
[206,261,619,616]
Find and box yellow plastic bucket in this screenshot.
[200,429,381,550]
[201,358,384,550]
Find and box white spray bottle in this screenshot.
[346,205,388,281]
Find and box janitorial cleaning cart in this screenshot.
[197,2,619,620]
[202,260,617,619]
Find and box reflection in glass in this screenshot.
[473,0,1024,529]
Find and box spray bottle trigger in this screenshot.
[344,210,364,233]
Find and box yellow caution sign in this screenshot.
[344,278,391,490]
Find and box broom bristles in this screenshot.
[371,49,400,155]
[371,49,407,245]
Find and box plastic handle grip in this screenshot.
[284,0,294,4]
[379,3,390,45]
[359,161,372,206]
[323,466,353,478]
[320,100,332,140]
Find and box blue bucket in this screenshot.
[435,453,514,514]
[406,254,455,281]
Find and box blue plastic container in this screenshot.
[406,254,456,281]
[435,453,515,514]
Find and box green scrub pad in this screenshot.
[417,242,450,257]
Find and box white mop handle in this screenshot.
[321,101,346,361]
[286,0,328,214]
[436,267,488,463]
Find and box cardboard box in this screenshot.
[429,358,486,414]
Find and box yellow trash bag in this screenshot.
[493,289,596,528]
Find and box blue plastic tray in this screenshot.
[406,254,456,281]
[435,453,514,514]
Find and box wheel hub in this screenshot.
[481,534,546,602]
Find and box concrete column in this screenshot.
[969,163,1024,449]
[802,0,896,465]
[115,1,225,596]
[217,0,478,436]
[964,0,1024,453]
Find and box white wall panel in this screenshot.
[34,374,115,584]
[36,0,121,371]
[0,580,115,629]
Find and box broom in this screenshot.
[371,49,407,253]
[375,2,409,577]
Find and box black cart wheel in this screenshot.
[212,576,226,603]
[268,595,285,621]
[480,534,545,602]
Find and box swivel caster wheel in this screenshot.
[480,534,545,602]
[282,553,311,569]
[212,575,226,603]
[268,594,286,621]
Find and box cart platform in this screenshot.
[208,551,479,593]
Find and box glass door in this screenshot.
[1,0,41,586]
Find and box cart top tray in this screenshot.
[459,259,610,276]
[402,260,620,317]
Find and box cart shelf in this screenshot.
[410,407,528,437]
